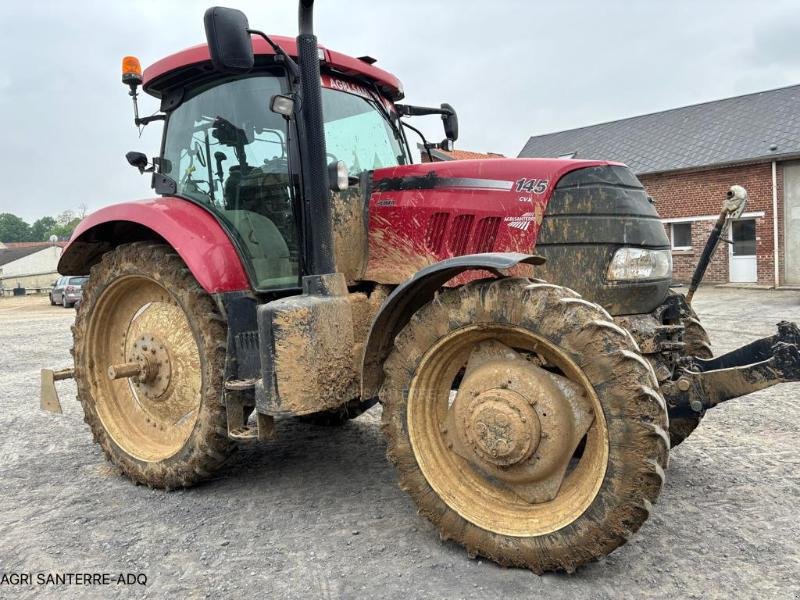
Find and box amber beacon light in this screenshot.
[121,56,143,86]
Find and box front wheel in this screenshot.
[380,278,669,573]
[72,243,233,488]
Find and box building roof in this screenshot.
[418,145,505,161]
[518,84,800,175]
[0,242,63,267]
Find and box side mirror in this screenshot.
[203,7,254,74]
[441,103,458,142]
[126,151,149,173]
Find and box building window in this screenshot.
[671,222,692,250]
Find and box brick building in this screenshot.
[519,85,800,287]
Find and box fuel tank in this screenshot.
[363,158,612,283]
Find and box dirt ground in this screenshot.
[0,288,798,599]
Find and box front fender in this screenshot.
[58,198,250,294]
[360,252,544,398]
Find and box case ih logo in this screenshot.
[504,212,537,231]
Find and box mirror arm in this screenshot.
[135,114,166,127]
[247,28,300,81]
[396,104,453,118]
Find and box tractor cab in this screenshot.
[131,35,412,292]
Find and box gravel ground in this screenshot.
[1,287,799,599]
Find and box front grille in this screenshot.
[474,217,501,253]
[425,212,449,253]
[449,215,474,255]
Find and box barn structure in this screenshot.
[519,84,800,287]
[0,241,64,294]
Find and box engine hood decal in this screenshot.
[374,171,513,192]
[365,157,626,285]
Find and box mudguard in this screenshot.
[58,198,250,294]
[360,252,544,398]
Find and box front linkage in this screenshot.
[664,320,800,419]
[624,184,800,431]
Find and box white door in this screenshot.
[729,219,757,282]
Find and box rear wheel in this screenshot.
[380,278,669,573]
[72,243,233,488]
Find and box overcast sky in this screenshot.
[2,0,800,221]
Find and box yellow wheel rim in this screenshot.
[407,325,609,537]
[86,275,202,462]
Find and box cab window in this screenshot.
[161,73,299,290]
[321,87,408,176]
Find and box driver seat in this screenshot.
[223,210,294,287]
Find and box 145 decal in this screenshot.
[514,178,549,194]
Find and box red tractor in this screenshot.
[42,2,800,573]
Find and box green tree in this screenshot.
[0,213,31,243]
[50,210,81,240]
[29,216,57,242]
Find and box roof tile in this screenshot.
[518,84,800,174]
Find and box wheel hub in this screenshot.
[462,389,540,467]
[130,334,171,401]
[442,339,595,504]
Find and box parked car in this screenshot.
[50,276,88,308]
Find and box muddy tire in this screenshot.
[380,277,669,573]
[668,311,713,448]
[72,242,233,489]
[297,399,375,427]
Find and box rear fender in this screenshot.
[360,252,544,398]
[58,198,250,294]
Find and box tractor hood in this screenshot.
[363,158,671,315]
[370,158,616,199]
[362,158,615,284]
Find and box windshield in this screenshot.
[161,73,299,290]
[321,86,408,176]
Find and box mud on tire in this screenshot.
[72,243,233,489]
[380,277,669,573]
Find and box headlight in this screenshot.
[607,248,672,282]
